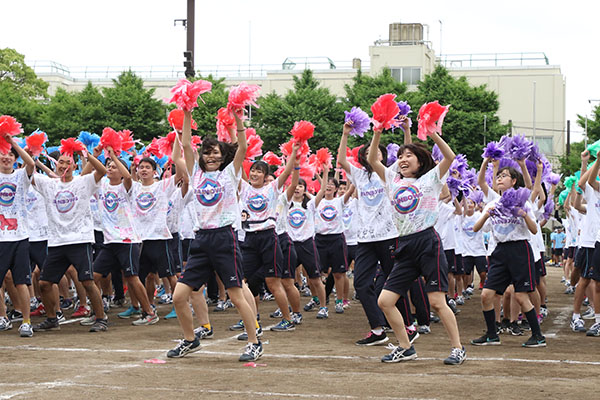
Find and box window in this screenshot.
[528,136,554,155]
[390,67,421,85]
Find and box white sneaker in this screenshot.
[19,322,33,337]
[582,307,595,320]
[316,307,329,319]
[570,317,586,332]
[0,317,13,331]
[456,296,465,306]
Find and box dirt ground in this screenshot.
[1,266,599,400]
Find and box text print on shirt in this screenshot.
[360,180,385,207]
[288,209,307,229]
[391,184,423,214]
[195,176,224,207]
[0,182,16,206]
[54,190,78,213]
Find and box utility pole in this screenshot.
[532,81,536,144]
[184,0,195,78]
[483,114,487,146]
[566,120,570,156]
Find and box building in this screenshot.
[29,23,566,155]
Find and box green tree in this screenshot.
[577,105,600,142]
[406,66,506,164]
[252,69,345,152]
[0,48,48,98]
[102,70,168,142]
[343,68,407,112]
[558,140,586,177]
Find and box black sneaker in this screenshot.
[239,341,263,362]
[407,329,420,344]
[33,318,60,332]
[444,346,466,365]
[470,334,501,346]
[89,317,108,332]
[447,299,460,315]
[356,331,389,346]
[167,338,201,358]
[519,320,531,331]
[499,318,510,334]
[7,309,23,322]
[194,326,214,340]
[508,321,523,336]
[381,344,417,363]
[430,312,440,323]
[522,334,546,348]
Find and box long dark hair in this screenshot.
[396,143,435,179]
[198,137,237,172]
[297,178,311,209]
[497,166,525,190]
[358,143,387,180]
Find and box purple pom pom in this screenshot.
[482,141,505,160]
[344,107,371,138]
[397,101,411,117]
[492,187,531,218]
[527,143,542,162]
[387,143,400,166]
[450,154,468,176]
[431,143,443,162]
[543,198,555,220]
[446,176,461,198]
[468,190,484,205]
[547,172,561,186]
[506,134,533,160]
[462,167,477,189]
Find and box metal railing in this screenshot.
[438,52,550,68]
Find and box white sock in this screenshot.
[372,328,383,335]
[572,313,581,320]
[595,314,600,324]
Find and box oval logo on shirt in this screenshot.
[343,207,353,225]
[392,185,422,214]
[55,190,77,213]
[288,209,307,229]
[247,194,268,212]
[195,178,223,207]
[320,205,337,222]
[463,221,476,238]
[360,180,385,207]
[494,223,516,236]
[136,192,156,211]
[103,191,119,213]
[0,183,17,207]
[25,191,37,212]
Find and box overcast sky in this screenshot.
[2,0,597,141]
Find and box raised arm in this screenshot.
[181,110,195,176]
[232,113,248,175]
[530,161,543,202]
[276,143,299,190]
[401,117,411,144]
[81,146,102,176]
[366,129,387,182]
[337,123,352,174]
[6,136,35,176]
[588,155,600,191]
[517,159,533,190]
[478,158,491,197]
[107,147,132,191]
[285,156,301,202]
[430,132,455,178]
[35,159,58,178]
[343,184,355,204]
[314,164,329,208]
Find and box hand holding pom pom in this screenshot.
[59,138,86,158]
[168,79,212,111]
[25,130,48,157]
[417,101,450,141]
[371,94,399,132]
[344,107,371,137]
[100,127,123,155]
[227,82,260,114]
[168,109,198,131]
[0,115,24,154]
[482,141,505,160]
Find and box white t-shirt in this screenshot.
[239,180,281,232]
[25,186,48,242]
[343,197,358,246]
[188,163,241,231]
[435,201,456,250]
[347,165,398,242]
[90,194,103,232]
[0,168,30,242]
[453,214,464,255]
[287,198,316,242]
[97,178,141,244]
[459,212,487,257]
[315,197,345,235]
[275,193,290,236]
[482,199,537,243]
[131,176,175,241]
[179,201,198,239]
[33,173,100,247]
[385,165,447,237]
[583,184,600,248]
[167,187,185,234]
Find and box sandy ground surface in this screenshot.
[1,267,599,400]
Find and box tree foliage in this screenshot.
[557,140,586,177]
[577,105,600,142]
[0,48,48,98]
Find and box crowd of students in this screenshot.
[1,90,591,367]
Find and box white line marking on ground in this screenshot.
[3,345,600,365]
[544,306,570,338]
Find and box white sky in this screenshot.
[1,0,597,141]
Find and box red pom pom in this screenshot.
[145,138,162,158]
[315,148,332,171]
[191,135,202,150]
[227,82,261,112]
[0,115,23,137]
[156,131,177,158]
[168,109,198,131]
[59,138,86,158]
[417,101,450,140]
[346,145,363,168]
[263,151,283,166]
[119,129,136,153]
[168,79,212,111]
[289,121,315,143]
[100,127,123,154]
[216,107,235,143]
[245,128,263,160]
[25,131,47,157]
[371,94,400,131]
[307,179,320,194]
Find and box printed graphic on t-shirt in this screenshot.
[319,205,338,221]
[0,183,16,206]
[136,192,156,211]
[462,220,476,238]
[247,194,268,212]
[288,209,307,228]
[54,190,78,213]
[343,207,353,225]
[103,191,120,212]
[361,180,385,207]
[195,178,223,206]
[0,214,17,230]
[392,184,423,214]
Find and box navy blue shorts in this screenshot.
[315,233,347,274]
[279,233,297,279]
[168,233,183,274]
[384,228,449,294]
[241,228,283,279]
[462,255,487,275]
[574,247,593,280]
[93,230,105,260]
[29,240,47,271]
[568,246,576,259]
[179,225,244,291]
[448,251,465,275]
[139,239,175,282]
[293,238,321,279]
[484,240,536,294]
[0,239,31,286]
[181,238,192,263]
[40,243,94,284]
[347,244,357,265]
[93,243,141,278]
[588,243,600,282]
[445,249,455,269]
